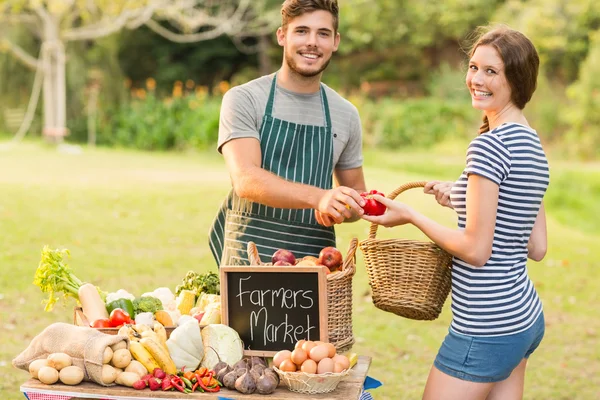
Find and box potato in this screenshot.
[103,346,114,364]
[124,360,147,376]
[59,366,84,385]
[47,353,72,371]
[115,371,140,387]
[29,359,50,379]
[111,349,132,369]
[37,366,59,384]
[101,364,118,384]
[110,341,127,352]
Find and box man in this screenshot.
[209,0,366,266]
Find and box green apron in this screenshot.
[209,74,337,266]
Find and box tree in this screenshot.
[0,0,277,141]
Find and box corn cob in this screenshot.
[129,340,160,373]
[140,337,177,375]
[176,289,196,315]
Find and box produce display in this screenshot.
[16,245,360,397]
[273,340,351,374]
[270,246,345,273]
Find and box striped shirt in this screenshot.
[449,123,549,336]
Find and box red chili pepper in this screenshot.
[197,371,220,392]
[170,376,186,393]
[192,381,199,392]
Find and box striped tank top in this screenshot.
[449,123,549,336]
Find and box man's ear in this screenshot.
[333,32,341,52]
[276,27,286,47]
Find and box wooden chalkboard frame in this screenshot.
[220,265,329,357]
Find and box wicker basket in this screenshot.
[359,181,453,320]
[247,239,357,353]
[273,367,350,394]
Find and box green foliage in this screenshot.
[33,247,81,312]
[562,30,600,159]
[117,26,257,92]
[97,89,222,151]
[358,96,476,148]
[494,0,600,82]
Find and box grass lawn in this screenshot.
[1,142,598,399]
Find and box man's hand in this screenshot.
[424,180,454,209]
[314,186,365,226]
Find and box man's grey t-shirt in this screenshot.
[218,74,363,170]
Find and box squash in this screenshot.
[78,283,109,323]
[166,319,204,372]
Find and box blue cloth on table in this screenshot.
[363,375,383,390]
[359,375,382,399]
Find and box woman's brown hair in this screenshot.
[469,26,539,134]
[281,0,339,33]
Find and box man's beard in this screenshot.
[285,49,331,78]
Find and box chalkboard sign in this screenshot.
[220,266,328,357]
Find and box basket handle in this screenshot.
[339,237,357,276]
[368,181,427,239]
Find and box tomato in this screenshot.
[91,318,111,328]
[360,190,387,216]
[109,308,132,327]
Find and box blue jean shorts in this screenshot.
[434,312,545,383]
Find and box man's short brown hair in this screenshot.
[281,0,339,33]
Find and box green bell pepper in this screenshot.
[106,298,135,318]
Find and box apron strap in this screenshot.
[264,73,278,117]
[320,85,332,130]
[266,72,332,130]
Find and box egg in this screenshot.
[301,340,316,354]
[317,357,335,374]
[333,362,346,373]
[279,359,297,372]
[332,354,350,370]
[290,348,308,366]
[300,358,318,374]
[295,339,306,350]
[324,342,337,358]
[309,344,329,363]
[273,350,291,368]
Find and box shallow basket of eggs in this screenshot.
[273,341,351,394]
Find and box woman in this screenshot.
[362,26,549,400]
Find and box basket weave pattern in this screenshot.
[359,181,453,320]
[273,367,350,394]
[247,239,357,353]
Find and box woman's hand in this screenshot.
[361,195,415,228]
[424,180,454,209]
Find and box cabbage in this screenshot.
[200,324,244,370]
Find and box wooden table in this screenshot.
[21,356,371,400]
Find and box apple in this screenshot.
[296,255,321,266]
[272,249,296,265]
[318,247,343,270]
[274,260,293,266]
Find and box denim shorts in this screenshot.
[434,312,545,383]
